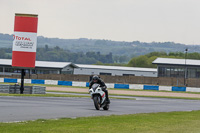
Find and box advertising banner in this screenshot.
[12,13,38,68]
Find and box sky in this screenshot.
[1,0,200,45]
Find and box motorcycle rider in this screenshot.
[89,75,110,104]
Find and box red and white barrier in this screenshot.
[12,13,38,68]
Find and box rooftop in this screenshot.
[153,58,200,66]
[0,59,157,72]
[0,59,77,69]
[76,64,157,72]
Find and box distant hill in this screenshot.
[1,33,200,57]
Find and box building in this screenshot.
[0,59,78,75]
[153,57,200,78]
[0,59,157,77]
[74,64,157,77]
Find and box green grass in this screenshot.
[0,93,136,100]
[110,93,200,100]
[109,87,200,95]
[47,90,88,94]
[46,90,200,100]
[1,111,200,133]
[0,93,89,98]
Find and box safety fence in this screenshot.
[0,78,200,92]
[3,74,200,87]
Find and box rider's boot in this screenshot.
[105,90,110,104]
[106,98,110,104]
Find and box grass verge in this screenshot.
[109,93,200,100]
[1,111,200,133]
[0,93,136,100]
[46,90,200,100]
[0,93,89,98]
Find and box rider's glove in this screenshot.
[102,86,106,91]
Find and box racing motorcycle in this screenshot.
[89,83,109,110]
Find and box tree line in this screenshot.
[2,33,200,58]
[0,46,129,64]
[1,46,200,67]
[37,45,115,64]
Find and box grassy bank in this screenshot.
[1,111,200,133]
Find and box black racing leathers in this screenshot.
[89,79,109,102]
[89,78,106,89]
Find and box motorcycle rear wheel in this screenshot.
[93,96,100,110]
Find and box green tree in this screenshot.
[128,55,148,67]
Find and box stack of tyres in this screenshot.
[0,85,46,94]
[0,84,10,93]
[9,85,32,94]
[32,86,46,94]
[9,85,20,94]
[23,86,32,94]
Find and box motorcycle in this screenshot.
[89,83,109,110]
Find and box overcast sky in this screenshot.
[1,0,200,44]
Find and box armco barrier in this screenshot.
[4,78,17,83]
[1,78,200,92]
[186,87,200,92]
[0,78,4,83]
[172,87,186,92]
[8,74,200,87]
[17,79,32,84]
[72,81,86,87]
[45,80,58,85]
[105,83,115,89]
[114,84,129,89]
[58,81,72,86]
[86,82,90,87]
[144,85,159,91]
[32,79,45,84]
[129,84,143,90]
[159,86,172,91]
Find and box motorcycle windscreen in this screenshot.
[92,84,99,91]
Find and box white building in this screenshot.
[0,59,78,75]
[74,64,157,77]
[153,57,200,78]
[0,59,157,77]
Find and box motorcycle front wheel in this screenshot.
[93,96,100,110]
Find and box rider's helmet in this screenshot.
[92,75,99,83]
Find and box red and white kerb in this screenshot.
[12,13,38,68]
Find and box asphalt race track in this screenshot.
[1,96,200,122]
